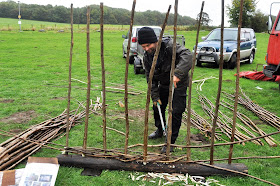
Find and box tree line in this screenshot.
[0,1,196,26]
[227,0,270,33]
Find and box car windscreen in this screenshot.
[136,28,161,37]
[153,28,161,37]
[206,29,238,41]
[275,15,280,31]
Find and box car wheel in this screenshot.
[134,63,141,74]
[228,53,237,69]
[129,56,134,64]
[122,46,126,58]
[196,60,202,67]
[246,51,255,64]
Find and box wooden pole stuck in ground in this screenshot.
[100,3,107,151]
[186,1,204,162]
[83,6,91,150]
[166,0,178,158]
[229,0,244,164]
[65,3,74,151]
[124,0,136,155]
[210,0,224,165]
[143,5,171,161]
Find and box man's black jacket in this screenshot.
[143,38,193,102]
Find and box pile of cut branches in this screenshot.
[0,102,98,171]
[223,90,280,129]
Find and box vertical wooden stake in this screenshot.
[65,3,74,151]
[143,6,171,162]
[100,3,107,151]
[124,0,136,155]
[186,1,204,162]
[210,0,225,165]
[229,0,244,164]
[166,0,178,158]
[83,6,91,150]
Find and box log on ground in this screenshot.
[57,154,248,176]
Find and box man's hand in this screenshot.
[173,76,181,88]
[153,99,162,106]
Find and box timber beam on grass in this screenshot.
[57,154,248,176]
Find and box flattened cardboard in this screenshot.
[27,157,58,164]
[1,170,15,186]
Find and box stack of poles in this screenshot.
[63,0,245,165]
[228,0,244,164]
[65,3,109,152]
[209,0,224,165]
[82,6,92,150]
[100,3,107,151]
[186,1,205,162]
[209,0,244,165]
[124,0,136,155]
[166,0,178,159]
[143,6,171,161]
[65,4,74,152]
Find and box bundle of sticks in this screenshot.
[0,102,98,171]
[197,93,263,145]
[182,109,223,142]
[220,100,278,147]
[223,90,280,129]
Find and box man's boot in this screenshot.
[148,128,163,139]
[160,146,174,154]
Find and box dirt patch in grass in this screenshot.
[223,79,232,82]
[0,99,14,103]
[128,109,147,118]
[190,133,209,144]
[51,97,66,100]
[252,119,265,125]
[111,109,153,121]
[0,110,37,124]
[9,128,23,134]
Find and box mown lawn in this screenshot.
[0,18,280,185]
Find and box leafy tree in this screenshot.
[227,0,256,27]
[196,12,211,26]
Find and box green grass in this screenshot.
[1,18,280,185]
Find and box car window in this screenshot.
[207,29,238,41]
[243,32,251,41]
[136,27,161,37]
[153,28,161,37]
[275,16,280,31]
[250,30,256,39]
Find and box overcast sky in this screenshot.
[4,0,280,26]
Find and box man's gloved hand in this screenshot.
[153,99,162,106]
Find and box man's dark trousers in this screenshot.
[153,85,187,144]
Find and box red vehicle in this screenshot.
[263,3,280,84]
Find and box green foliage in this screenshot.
[196,12,212,26]
[0,19,280,185]
[251,10,269,33]
[227,0,256,27]
[0,0,196,26]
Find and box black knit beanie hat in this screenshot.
[138,27,158,44]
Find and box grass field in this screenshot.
[1,18,280,185]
